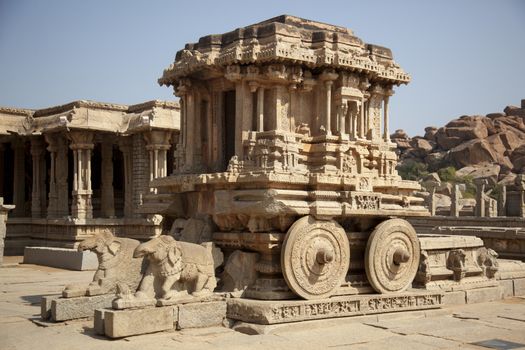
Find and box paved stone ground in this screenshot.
[1,256,525,350]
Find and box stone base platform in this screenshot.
[227,291,443,325]
[24,247,97,271]
[95,300,227,338]
[41,294,115,322]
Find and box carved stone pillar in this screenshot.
[451,184,460,217]
[359,98,365,139]
[69,131,94,219]
[475,180,487,217]
[12,138,26,217]
[100,140,115,218]
[30,137,46,218]
[118,137,133,218]
[45,133,69,218]
[383,90,393,142]
[325,81,333,135]
[257,87,265,132]
[338,102,346,137]
[498,185,506,217]
[144,130,172,193]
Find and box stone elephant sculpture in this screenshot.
[62,230,146,298]
[113,235,220,308]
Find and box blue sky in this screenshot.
[0,0,524,136]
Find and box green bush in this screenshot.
[397,160,429,181]
[437,167,456,182]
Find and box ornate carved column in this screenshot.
[12,138,26,217]
[144,130,172,193]
[30,137,46,218]
[100,140,115,218]
[383,89,394,142]
[324,80,333,135]
[339,102,348,137]
[69,131,94,219]
[257,86,265,132]
[118,137,133,218]
[46,133,69,218]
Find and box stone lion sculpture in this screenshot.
[113,235,221,308]
[62,230,145,298]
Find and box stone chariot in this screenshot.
[149,15,429,301]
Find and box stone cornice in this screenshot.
[0,107,34,117]
[33,100,128,118]
[0,99,180,135]
[159,15,410,87]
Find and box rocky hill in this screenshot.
[393,99,525,196]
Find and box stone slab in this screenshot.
[24,247,98,271]
[465,286,503,304]
[94,309,106,335]
[442,290,466,305]
[104,306,175,338]
[41,295,60,319]
[499,279,514,298]
[227,291,443,325]
[50,294,115,321]
[178,301,226,329]
[514,278,525,296]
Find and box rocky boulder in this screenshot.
[510,144,525,173]
[447,139,499,168]
[455,163,501,187]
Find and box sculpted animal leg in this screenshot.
[191,273,215,297]
[134,269,156,300]
[161,274,186,300]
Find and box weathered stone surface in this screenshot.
[511,144,525,173]
[0,198,14,265]
[41,295,60,319]
[178,301,226,329]
[221,250,258,297]
[61,231,145,298]
[442,291,466,305]
[94,309,106,335]
[24,247,98,271]
[499,279,514,298]
[104,306,174,338]
[51,294,115,321]
[465,286,502,304]
[424,126,438,141]
[456,163,501,187]
[113,236,219,308]
[514,278,525,296]
[227,292,443,325]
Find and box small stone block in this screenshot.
[499,279,514,298]
[178,301,227,329]
[51,294,115,322]
[442,291,466,305]
[514,278,525,296]
[41,295,60,320]
[465,286,503,304]
[104,306,174,338]
[94,309,107,335]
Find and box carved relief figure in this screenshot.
[477,247,499,279]
[446,249,466,282]
[62,230,145,298]
[114,235,219,307]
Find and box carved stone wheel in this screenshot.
[365,218,420,294]
[281,216,350,300]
